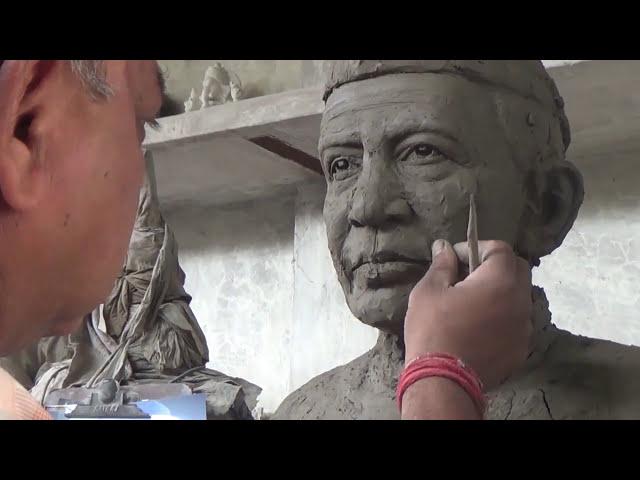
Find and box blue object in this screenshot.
[47,393,207,420]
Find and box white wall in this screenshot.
[162,189,376,414]
[542,60,586,68]
[533,147,640,346]
[290,181,377,393]
[162,194,297,413]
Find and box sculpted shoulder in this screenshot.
[273,327,640,420]
[272,348,398,420]
[490,330,640,420]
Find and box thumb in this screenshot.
[421,239,459,290]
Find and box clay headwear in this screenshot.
[322,60,570,152]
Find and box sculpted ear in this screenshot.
[517,161,584,263]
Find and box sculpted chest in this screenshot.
[275,331,640,420]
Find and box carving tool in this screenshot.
[467,193,480,274]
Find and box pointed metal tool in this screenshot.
[467,193,480,274]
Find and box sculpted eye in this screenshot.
[404,143,447,162]
[414,144,435,157]
[331,158,349,173]
[329,157,359,181]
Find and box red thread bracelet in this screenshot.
[396,353,486,417]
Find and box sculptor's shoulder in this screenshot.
[272,349,396,420]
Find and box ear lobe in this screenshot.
[0,137,46,210]
[0,61,52,211]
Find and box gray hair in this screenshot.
[69,60,113,99]
[0,60,113,100]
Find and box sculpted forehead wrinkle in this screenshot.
[318,129,361,152]
[320,75,496,156]
[324,73,492,113]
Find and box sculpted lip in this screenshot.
[350,254,429,288]
[350,253,427,273]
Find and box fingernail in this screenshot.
[431,239,445,259]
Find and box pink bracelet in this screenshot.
[396,353,486,417]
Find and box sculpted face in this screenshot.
[319,71,582,334]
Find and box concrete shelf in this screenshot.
[144,87,325,207]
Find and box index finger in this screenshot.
[453,240,520,285]
[453,240,517,266]
[454,240,532,291]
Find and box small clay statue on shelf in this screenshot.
[184,88,197,113]
[229,81,244,102]
[199,65,225,109]
[199,63,245,108]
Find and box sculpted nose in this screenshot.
[348,153,412,229]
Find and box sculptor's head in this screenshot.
[319,60,584,334]
[0,61,163,355]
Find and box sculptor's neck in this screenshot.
[0,268,50,357]
[372,286,557,368]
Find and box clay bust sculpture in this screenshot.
[274,60,640,420]
[1,155,260,420]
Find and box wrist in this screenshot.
[404,336,461,367]
[397,352,486,418]
[402,377,480,420]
